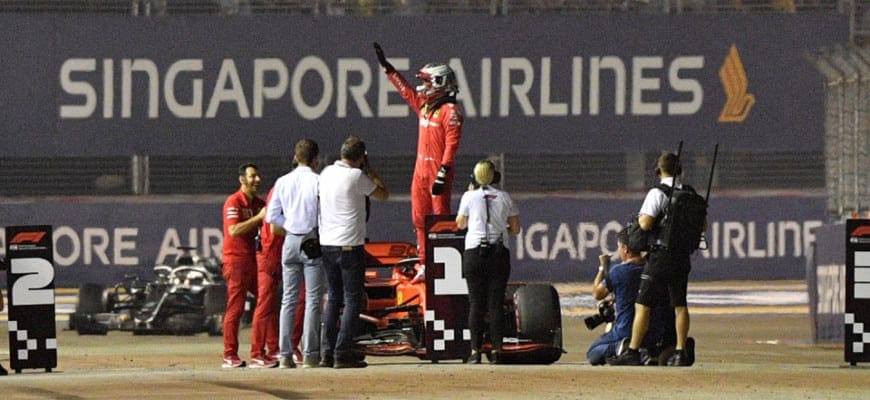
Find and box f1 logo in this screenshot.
[10,232,47,244]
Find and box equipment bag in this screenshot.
[656,184,707,254]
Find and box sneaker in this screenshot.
[488,350,502,365]
[278,357,296,369]
[318,355,334,368]
[607,348,642,366]
[685,337,696,366]
[666,350,691,366]
[249,356,279,369]
[222,357,246,369]
[615,337,630,358]
[640,348,656,366]
[293,348,304,364]
[333,358,368,369]
[656,345,676,366]
[302,356,321,369]
[465,349,482,364]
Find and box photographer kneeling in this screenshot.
[456,160,520,364]
[587,227,675,366]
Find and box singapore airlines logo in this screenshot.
[718,44,755,123]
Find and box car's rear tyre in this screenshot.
[206,314,223,336]
[203,284,227,315]
[76,283,106,314]
[71,283,109,335]
[164,313,205,335]
[514,283,563,364]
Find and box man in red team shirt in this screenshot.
[374,43,463,268]
[249,186,282,368]
[221,163,266,368]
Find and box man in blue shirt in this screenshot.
[587,227,676,365]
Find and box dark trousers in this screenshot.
[462,245,511,351]
[320,245,365,361]
[638,249,692,308]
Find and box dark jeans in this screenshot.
[320,245,365,361]
[462,244,511,351]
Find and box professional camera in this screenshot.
[300,228,321,259]
[584,299,615,330]
[478,240,492,257]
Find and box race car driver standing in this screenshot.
[373,42,463,268]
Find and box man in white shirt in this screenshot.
[317,136,388,369]
[265,138,323,369]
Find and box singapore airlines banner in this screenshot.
[0,195,825,287]
[0,14,847,157]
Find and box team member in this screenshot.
[265,139,324,369]
[587,227,676,366]
[221,163,266,368]
[374,42,463,267]
[318,136,389,368]
[249,186,282,368]
[610,152,697,366]
[456,160,519,364]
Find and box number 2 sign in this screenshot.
[5,225,57,373]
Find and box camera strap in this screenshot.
[483,188,491,244]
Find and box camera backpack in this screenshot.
[655,183,707,254]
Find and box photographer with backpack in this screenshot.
[610,151,706,367]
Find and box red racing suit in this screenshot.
[222,190,264,360]
[251,188,281,360]
[386,70,463,262]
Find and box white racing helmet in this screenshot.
[415,63,458,98]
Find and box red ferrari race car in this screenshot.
[356,232,564,364]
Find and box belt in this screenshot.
[322,245,362,252]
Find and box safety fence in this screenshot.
[0,150,824,196]
[807,45,870,220]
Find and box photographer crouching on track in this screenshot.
[586,227,676,366]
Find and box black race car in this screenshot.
[69,246,226,336]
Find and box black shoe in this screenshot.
[616,337,630,357]
[656,345,676,366]
[465,349,482,364]
[666,350,691,366]
[607,348,642,366]
[640,348,656,366]
[333,358,368,369]
[685,337,696,366]
[318,355,334,368]
[488,351,501,365]
[0,363,7,376]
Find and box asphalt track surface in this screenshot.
[1,281,868,399]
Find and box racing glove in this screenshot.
[432,165,449,196]
[373,42,395,73]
